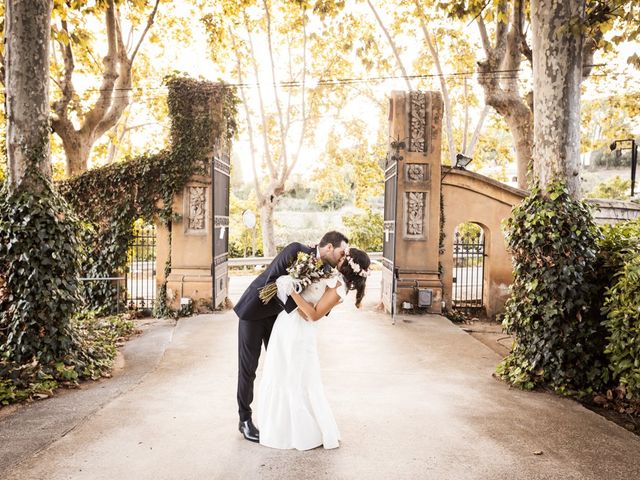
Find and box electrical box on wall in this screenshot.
[417,288,433,307]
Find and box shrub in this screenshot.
[586,176,631,200]
[598,219,640,398]
[342,209,383,252]
[0,176,136,406]
[497,181,607,394]
[0,312,134,406]
[0,178,83,365]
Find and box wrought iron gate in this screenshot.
[126,223,156,312]
[381,140,399,313]
[212,149,230,307]
[452,229,485,310]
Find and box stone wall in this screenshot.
[440,168,526,317]
[588,198,640,225]
[440,168,640,317]
[156,173,217,311]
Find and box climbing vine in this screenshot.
[1,76,237,406]
[497,181,607,395]
[58,75,238,313]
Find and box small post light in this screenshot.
[609,139,638,197]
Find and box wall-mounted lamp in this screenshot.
[441,153,473,182]
[455,153,473,169]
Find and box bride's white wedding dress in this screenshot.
[257,274,346,451]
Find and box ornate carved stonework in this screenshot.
[405,163,430,182]
[408,91,441,154]
[409,92,427,152]
[187,187,207,231]
[405,191,426,238]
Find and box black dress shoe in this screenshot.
[239,419,260,443]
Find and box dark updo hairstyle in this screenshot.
[338,247,371,308]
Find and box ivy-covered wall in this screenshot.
[58,75,238,314]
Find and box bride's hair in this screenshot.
[338,247,371,308]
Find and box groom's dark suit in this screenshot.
[234,242,314,422]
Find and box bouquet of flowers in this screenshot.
[258,251,333,304]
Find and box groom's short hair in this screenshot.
[319,231,349,248]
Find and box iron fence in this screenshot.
[452,230,485,311]
[126,224,157,312]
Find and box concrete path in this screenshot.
[0,318,176,473]
[2,274,640,479]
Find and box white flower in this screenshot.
[347,256,362,273]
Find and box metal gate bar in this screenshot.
[126,223,156,312]
[452,229,485,310]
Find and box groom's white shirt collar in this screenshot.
[316,246,320,258]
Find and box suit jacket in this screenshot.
[234,242,315,321]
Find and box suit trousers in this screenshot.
[237,316,277,422]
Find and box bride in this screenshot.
[257,247,371,451]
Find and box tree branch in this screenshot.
[230,28,264,201]
[129,0,160,65]
[79,0,119,138]
[244,15,278,180]
[262,0,289,183]
[465,105,489,156]
[287,6,308,180]
[51,20,76,120]
[477,16,492,54]
[494,0,509,54]
[367,0,412,91]
[94,5,132,139]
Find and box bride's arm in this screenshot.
[290,287,341,322]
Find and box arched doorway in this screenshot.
[452,222,486,313]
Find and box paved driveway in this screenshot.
[2,273,639,479]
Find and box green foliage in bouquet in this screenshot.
[258,251,332,304]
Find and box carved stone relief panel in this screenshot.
[408,92,427,152]
[405,163,430,183]
[404,191,428,240]
[408,91,442,155]
[186,186,207,234]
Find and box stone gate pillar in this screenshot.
[381,91,443,315]
[155,79,231,312]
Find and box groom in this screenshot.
[234,231,349,442]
